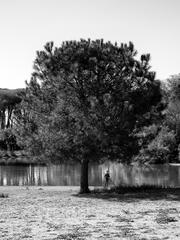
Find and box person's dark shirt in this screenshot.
[104,173,110,180]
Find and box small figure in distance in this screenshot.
[104,169,110,188]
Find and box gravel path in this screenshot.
[0,186,179,240]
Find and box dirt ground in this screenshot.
[0,186,179,240]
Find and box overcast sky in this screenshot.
[0,0,179,89]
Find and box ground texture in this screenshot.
[0,186,179,240]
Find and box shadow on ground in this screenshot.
[74,187,180,202]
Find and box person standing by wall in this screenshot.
[104,169,110,188]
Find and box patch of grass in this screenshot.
[0,193,9,198]
[156,209,178,224]
[55,233,86,240]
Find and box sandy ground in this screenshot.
[0,186,179,240]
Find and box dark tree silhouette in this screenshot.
[0,88,23,129]
[19,39,162,193]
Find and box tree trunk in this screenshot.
[6,107,13,128]
[1,109,5,129]
[80,159,90,193]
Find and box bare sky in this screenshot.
[0,0,179,89]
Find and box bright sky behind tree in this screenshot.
[0,0,179,89]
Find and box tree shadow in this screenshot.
[73,187,180,202]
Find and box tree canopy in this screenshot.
[17,39,163,192]
[0,88,24,151]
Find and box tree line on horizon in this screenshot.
[0,39,180,192]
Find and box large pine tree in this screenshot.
[18,39,162,193]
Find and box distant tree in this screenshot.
[134,75,180,164]
[18,39,162,193]
[135,125,177,164]
[0,88,23,129]
[159,74,180,162]
[0,88,24,150]
[166,74,180,141]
